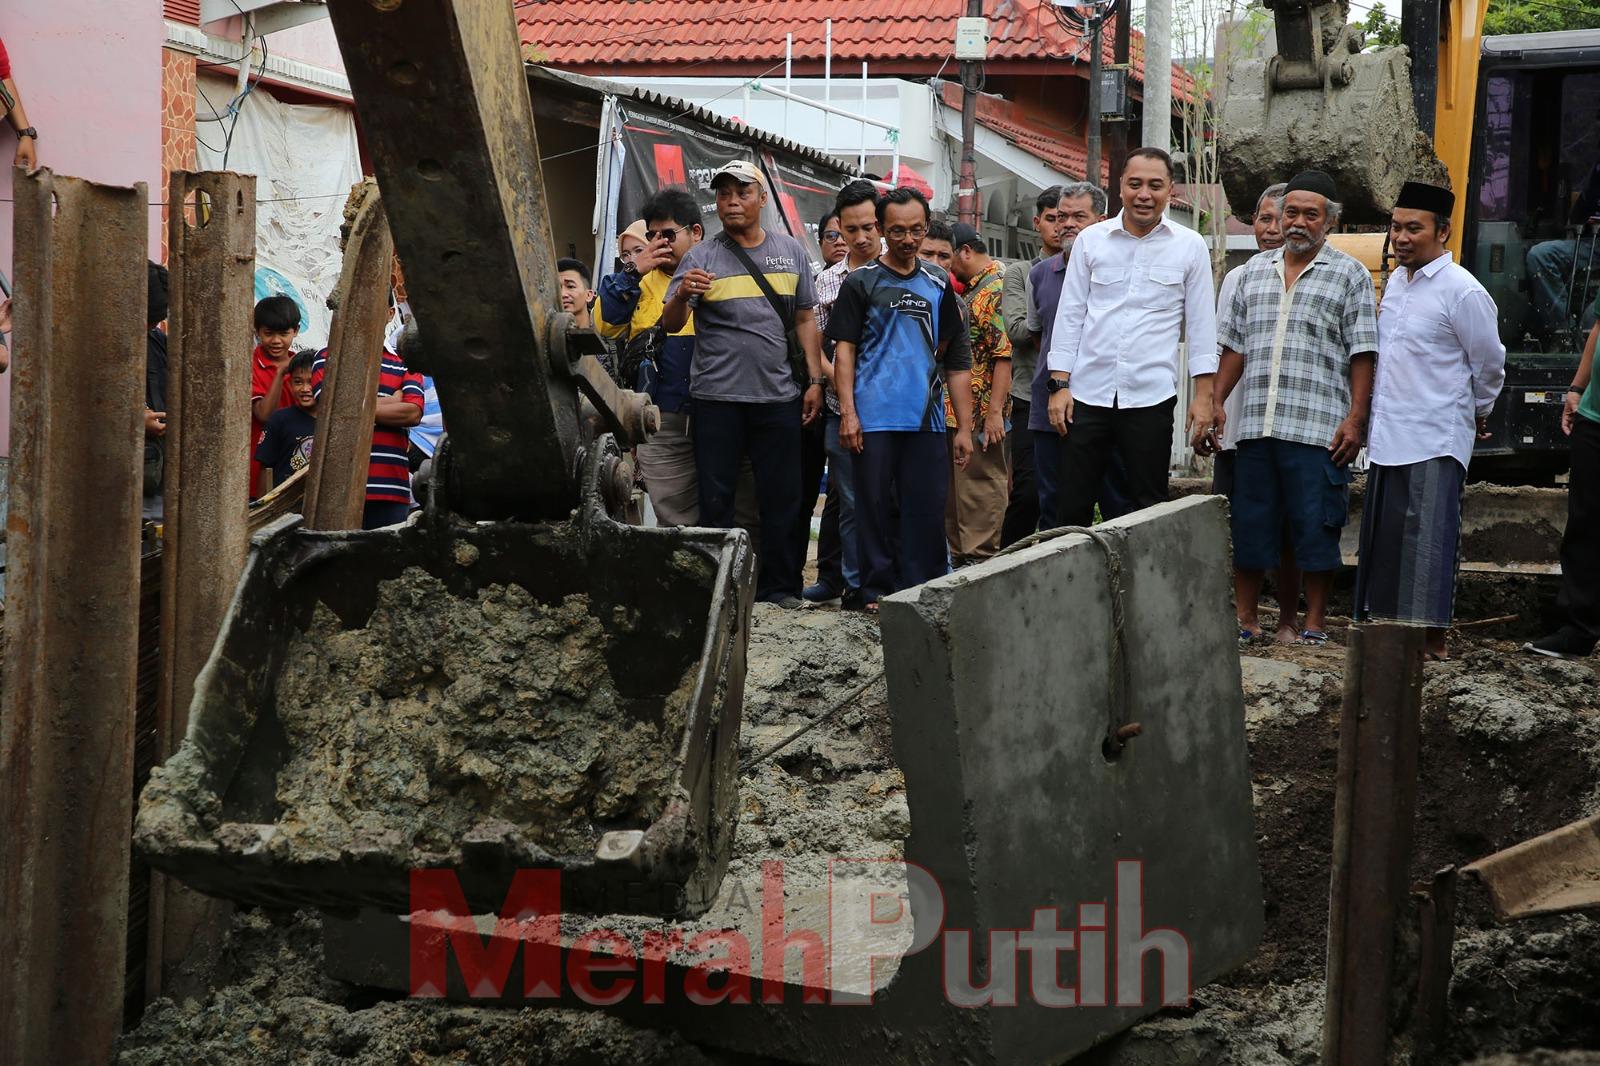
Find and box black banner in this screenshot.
[613,102,853,266]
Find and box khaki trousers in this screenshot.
[945,428,1010,564]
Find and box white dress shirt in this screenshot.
[1046,212,1219,408]
[1215,263,1246,450]
[1368,251,1506,469]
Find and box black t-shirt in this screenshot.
[253,405,316,487]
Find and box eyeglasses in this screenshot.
[645,228,680,242]
[820,229,844,242]
[886,225,929,241]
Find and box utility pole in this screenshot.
[1086,1,1106,189]
[1143,0,1173,152]
[958,0,985,227]
[1108,0,1131,207]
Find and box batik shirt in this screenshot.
[946,260,1012,428]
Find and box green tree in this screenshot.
[1359,1,1403,48]
[1484,0,1600,35]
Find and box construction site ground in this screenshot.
[116,585,1600,1065]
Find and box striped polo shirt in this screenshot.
[312,349,426,504]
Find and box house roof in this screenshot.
[526,65,855,174]
[936,80,1108,185]
[518,0,1195,102]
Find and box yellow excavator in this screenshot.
[1220,1,1600,480]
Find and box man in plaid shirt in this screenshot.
[1214,170,1378,645]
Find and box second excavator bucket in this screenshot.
[1218,1,1447,223]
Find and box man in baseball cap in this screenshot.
[662,157,827,608]
[709,159,768,190]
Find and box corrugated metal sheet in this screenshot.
[529,66,855,175]
[165,0,201,26]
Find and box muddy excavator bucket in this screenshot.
[135,442,755,920]
[1218,0,1444,222]
[133,0,756,921]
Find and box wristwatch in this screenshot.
[1570,386,1586,394]
[1046,377,1072,393]
[808,377,826,387]
[16,127,36,140]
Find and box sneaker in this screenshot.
[802,582,843,605]
[768,595,805,610]
[1523,628,1597,660]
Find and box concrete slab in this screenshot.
[319,496,1261,1065]
[878,494,1263,1063]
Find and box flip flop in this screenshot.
[1238,627,1264,646]
[1295,629,1329,647]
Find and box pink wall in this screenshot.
[204,14,347,75]
[0,2,167,454]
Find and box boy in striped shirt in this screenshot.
[312,346,425,529]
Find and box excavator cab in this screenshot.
[1465,32,1600,475]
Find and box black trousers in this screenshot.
[694,397,806,602]
[1559,415,1600,640]
[815,481,843,590]
[1000,397,1039,547]
[852,431,949,603]
[1055,396,1176,529]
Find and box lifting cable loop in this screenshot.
[996,525,1137,758]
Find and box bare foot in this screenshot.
[1425,644,1449,661]
[1274,622,1300,645]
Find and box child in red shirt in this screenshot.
[249,295,302,497]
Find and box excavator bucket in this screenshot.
[133,0,756,921]
[135,443,755,920]
[1218,1,1446,222]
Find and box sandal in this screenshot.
[1295,629,1329,647]
[863,601,880,616]
[1238,627,1264,646]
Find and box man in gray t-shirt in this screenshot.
[662,160,826,607]
[670,228,818,403]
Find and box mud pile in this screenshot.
[121,601,1600,1064]
[271,567,691,859]
[117,909,715,1066]
[1113,619,1600,1064]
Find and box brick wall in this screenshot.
[160,47,197,258]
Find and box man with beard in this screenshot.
[1025,182,1105,531]
[1204,182,1304,643]
[1215,170,1378,646]
[1355,181,1505,659]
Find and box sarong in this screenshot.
[1353,457,1467,627]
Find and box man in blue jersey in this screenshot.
[829,187,975,611]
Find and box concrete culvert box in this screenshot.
[134,503,754,921]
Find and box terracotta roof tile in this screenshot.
[937,81,1108,184]
[518,0,1195,100]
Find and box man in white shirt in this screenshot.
[1354,181,1506,659]
[1045,147,1217,527]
